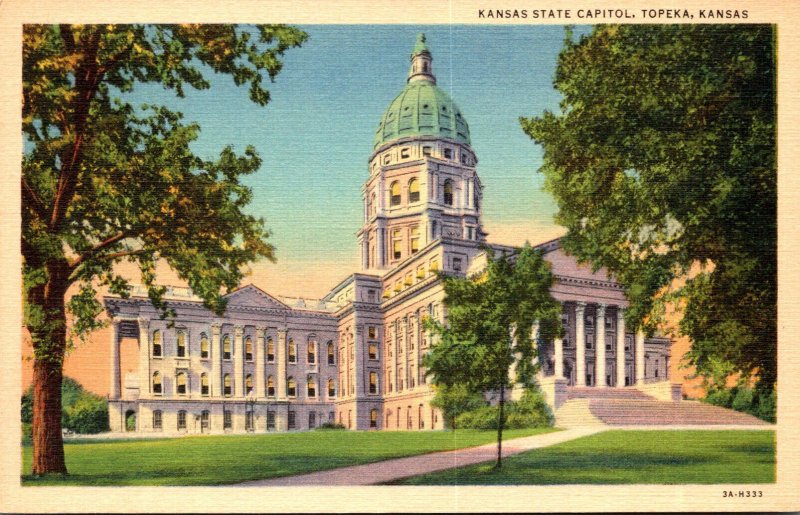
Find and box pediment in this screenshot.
[224,284,289,310]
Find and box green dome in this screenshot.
[372,80,471,151]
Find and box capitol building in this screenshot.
[105,34,674,434]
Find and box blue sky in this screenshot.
[129,25,584,298]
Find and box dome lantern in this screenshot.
[408,33,435,84]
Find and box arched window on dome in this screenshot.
[408,178,420,203]
[390,181,401,206]
[443,179,454,206]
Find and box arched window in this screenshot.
[152,330,162,357]
[245,337,253,361]
[287,377,296,397]
[245,374,253,395]
[267,337,275,362]
[327,341,335,365]
[201,373,209,396]
[176,372,187,395]
[176,331,187,357]
[223,374,232,396]
[327,378,336,398]
[267,375,275,397]
[152,410,162,430]
[370,409,378,429]
[307,376,316,398]
[200,333,209,359]
[443,179,453,206]
[369,371,378,394]
[288,339,297,363]
[307,339,316,364]
[390,181,401,206]
[152,371,162,395]
[408,178,420,203]
[223,335,231,360]
[177,410,187,430]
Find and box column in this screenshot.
[277,329,287,400]
[137,317,150,397]
[110,318,121,399]
[255,326,266,398]
[234,325,244,397]
[595,304,606,388]
[575,302,586,386]
[377,225,385,268]
[635,329,646,385]
[211,323,221,397]
[616,308,626,387]
[554,337,564,378]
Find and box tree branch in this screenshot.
[22,176,48,221]
[68,231,130,270]
[68,248,149,282]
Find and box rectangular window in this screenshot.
[368,326,376,339]
[267,411,275,430]
[605,316,613,329]
[586,334,593,350]
[383,154,391,165]
[309,412,316,429]
[177,410,187,430]
[153,410,162,430]
[625,335,633,351]
[452,257,462,272]
[410,226,420,254]
[367,289,376,303]
[368,343,378,360]
[288,411,296,429]
[392,229,402,260]
[444,148,452,159]
[400,147,410,158]
[245,412,254,432]
[422,146,432,156]
[224,410,232,429]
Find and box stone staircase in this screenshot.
[555,387,768,427]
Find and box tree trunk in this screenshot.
[28,262,70,475]
[31,357,67,475]
[495,383,505,469]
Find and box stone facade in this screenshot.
[106,34,673,434]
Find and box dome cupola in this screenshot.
[372,33,471,151]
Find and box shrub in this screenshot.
[21,376,110,434]
[455,387,554,430]
[65,395,110,434]
[316,422,346,430]
[21,422,32,445]
[703,384,776,423]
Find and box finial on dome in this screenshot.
[408,33,435,84]
[412,33,430,56]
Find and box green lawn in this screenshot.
[393,430,775,485]
[21,428,555,486]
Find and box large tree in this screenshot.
[424,244,561,467]
[521,25,776,397]
[22,24,307,474]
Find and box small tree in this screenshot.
[429,383,485,430]
[425,244,561,468]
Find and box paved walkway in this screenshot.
[236,426,606,486]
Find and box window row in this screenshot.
[376,145,472,168]
[150,331,336,365]
[151,371,337,398]
[152,409,336,431]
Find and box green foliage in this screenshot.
[703,384,776,423]
[315,422,346,431]
[429,383,486,430]
[22,24,306,472]
[425,244,562,392]
[455,388,554,430]
[21,377,109,434]
[425,244,562,465]
[521,25,776,395]
[66,396,110,434]
[22,423,33,446]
